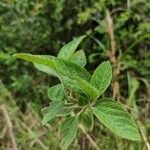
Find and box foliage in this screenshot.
[0,0,150,149]
[14,36,141,149]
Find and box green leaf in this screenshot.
[56,59,91,81]
[80,109,93,130]
[92,98,141,141]
[69,50,86,67]
[91,61,112,95]
[13,53,56,68]
[58,35,86,60]
[75,77,99,100]
[60,117,78,149]
[41,101,71,125]
[61,75,82,93]
[76,93,89,106]
[47,84,66,101]
[34,63,58,77]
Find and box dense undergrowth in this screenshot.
[0,0,150,149]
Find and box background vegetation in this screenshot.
[0,0,150,149]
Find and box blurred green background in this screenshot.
[0,0,150,149]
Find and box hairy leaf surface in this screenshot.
[76,77,99,100]
[60,117,78,149]
[56,59,91,81]
[41,101,71,125]
[92,98,141,141]
[61,75,82,93]
[47,84,66,101]
[58,35,86,60]
[34,63,58,77]
[80,109,93,130]
[91,61,112,95]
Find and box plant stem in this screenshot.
[79,125,101,150]
[106,9,121,101]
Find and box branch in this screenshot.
[79,125,101,150]
[106,10,116,62]
[106,10,120,101]
[137,121,150,150]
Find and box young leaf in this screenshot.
[75,77,99,100]
[60,117,78,149]
[61,75,83,93]
[56,59,91,81]
[41,101,71,125]
[80,109,94,130]
[91,61,112,95]
[47,84,66,101]
[92,98,141,141]
[69,50,86,67]
[13,53,56,68]
[58,35,86,60]
[34,63,58,77]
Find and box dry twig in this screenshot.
[0,104,18,150]
[106,10,121,101]
[137,121,150,150]
[20,121,48,150]
[79,125,101,150]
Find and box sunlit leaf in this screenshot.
[56,59,91,81]
[69,50,86,67]
[93,98,141,141]
[91,61,112,95]
[34,63,58,77]
[47,84,66,101]
[13,53,56,68]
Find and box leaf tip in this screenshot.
[12,54,17,57]
[80,34,87,39]
[104,60,111,65]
